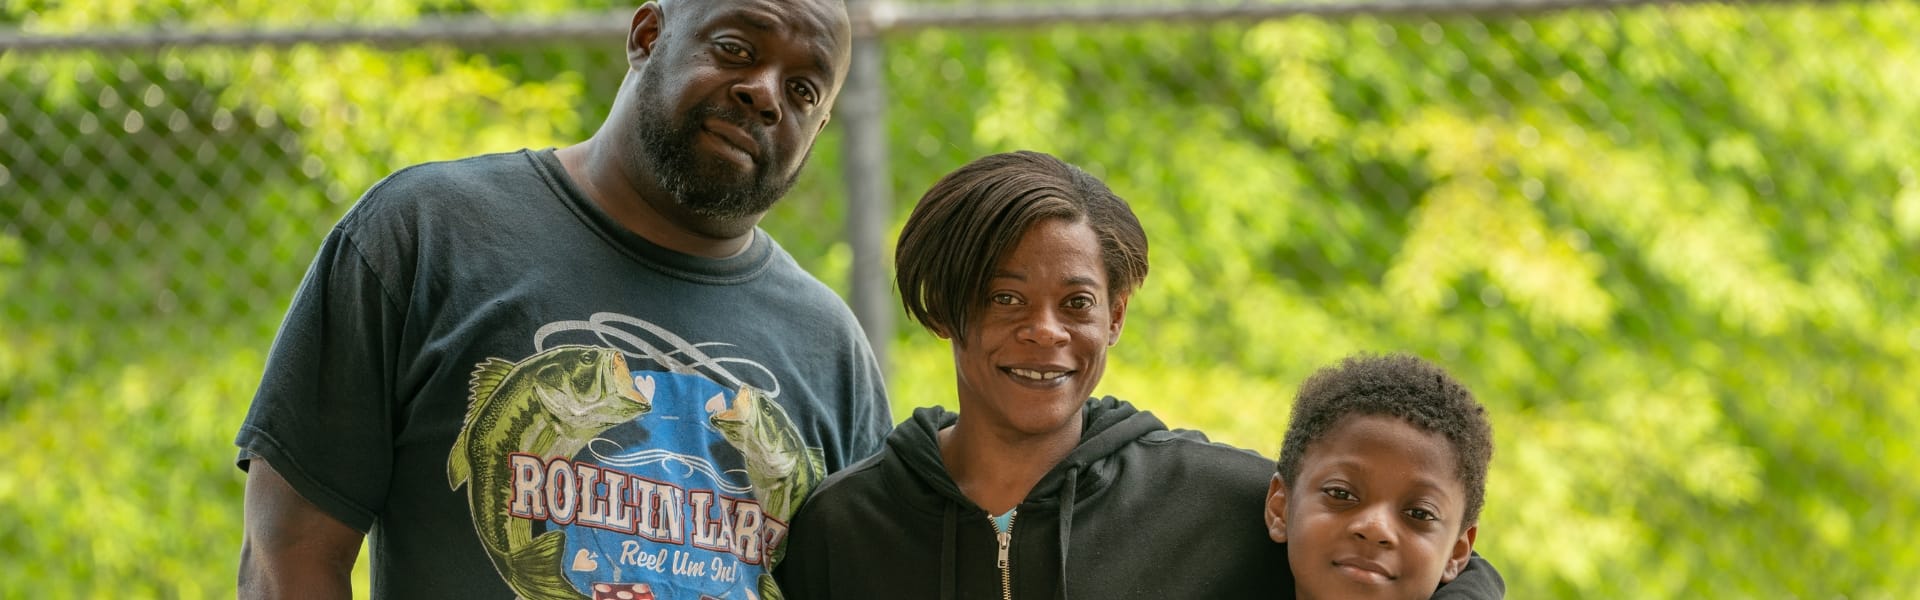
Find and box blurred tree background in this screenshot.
[3,0,1916,597]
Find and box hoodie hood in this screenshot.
[886,395,1165,508]
[882,396,1166,600]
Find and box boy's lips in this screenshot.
[1333,557,1395,583]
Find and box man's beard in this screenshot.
[631,94,803,222]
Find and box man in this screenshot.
[234,1,889,598]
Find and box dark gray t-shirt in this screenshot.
[236,149,891,599]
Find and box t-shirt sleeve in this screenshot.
[842,337,892,469]
[233,226,403,533]
[1433,552,1506,599]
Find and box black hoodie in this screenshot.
[777,397,1503,599]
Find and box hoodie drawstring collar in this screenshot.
[1055,466,1079,600]
[941,502,957,600]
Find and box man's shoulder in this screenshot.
[338,150,542,225]
[360,150,542,206]
[754,236,864,323]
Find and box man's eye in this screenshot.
[717,41,749,59]
[790,81,818,105]
[1323,487,1355,501]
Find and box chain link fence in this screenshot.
[4,0,1917,597]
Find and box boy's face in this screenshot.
[1264,414,1477,600]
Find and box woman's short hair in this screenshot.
[895,150,1148,340]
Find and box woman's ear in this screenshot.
[1440,523,1479,582]
[1106,293,1130,346]
[1264,474,1289,543]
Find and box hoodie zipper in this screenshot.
[991,511,1017,600]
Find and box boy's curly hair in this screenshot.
[1276,353,1494,526]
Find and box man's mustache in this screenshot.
[694,103,771,162]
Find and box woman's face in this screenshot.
[951,217,1128,438]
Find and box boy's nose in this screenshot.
[1349,507,1397,547]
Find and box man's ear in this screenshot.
[628,3,665,70]
[1440,523,1479,582]
[1264,474,1289,543]
[1106,293,1130,347]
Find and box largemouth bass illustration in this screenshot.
[707,385,824,600]
[448,345,651,600]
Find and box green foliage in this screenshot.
[3,1,1915,597]
[878,5,1919,598]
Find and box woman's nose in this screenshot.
[1018,308,1069,345]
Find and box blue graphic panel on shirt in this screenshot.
[448,313,825,600]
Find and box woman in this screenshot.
[770,150,1276,599]
[775,151,1499,599]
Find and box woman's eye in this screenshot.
[1065,297,1094,310]
[990,293,1019,305]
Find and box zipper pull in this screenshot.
[996,530,1011,569]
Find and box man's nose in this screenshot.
[731,69,782,126]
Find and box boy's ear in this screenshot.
[1264,474,1289,543]
[1439,523,1479,582]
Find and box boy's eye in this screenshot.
[1322,487,1355,501]
[1405,508,1438,521]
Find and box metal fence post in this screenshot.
[842,0,893,371]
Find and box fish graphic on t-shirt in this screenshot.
[707,385,824,522]
[707,385,824,600]
[448,345,651,600]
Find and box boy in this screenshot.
[1265,353,1499,600]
